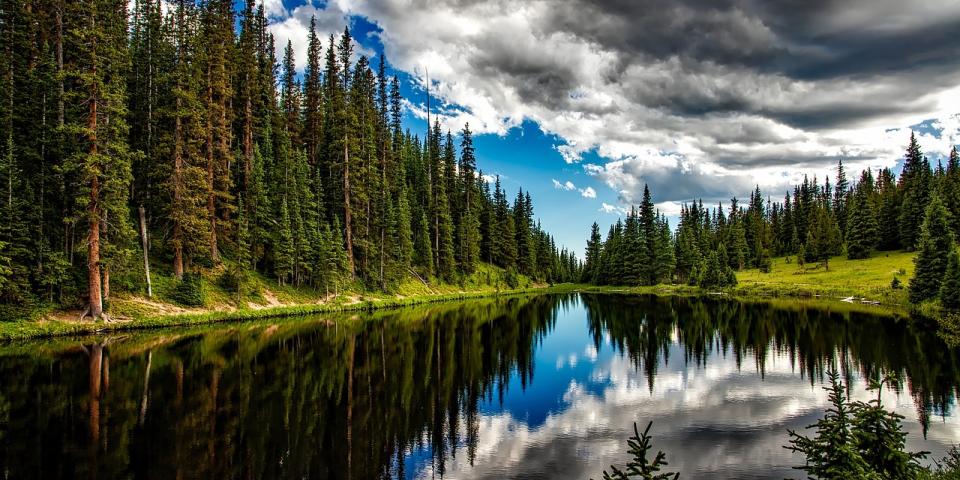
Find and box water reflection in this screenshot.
[0,294,957,479]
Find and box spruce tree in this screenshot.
[806,202,841,270]
[834,159,850,237]
[845,189,877,260]
[275,197,294,285]
[877,168,902,251]
[595,422,679,480]
[899,132,932,250]
[944,146,960,238]
[653,216,675,284]
[909,194,955,304]
[941,248,960,311]
[457,124,481,274]
[65,0,136,319]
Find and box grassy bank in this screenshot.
[0,287,555,341]
[0,262,546,341]
[569,251,918,316]
[1,252,919,341]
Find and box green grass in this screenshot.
[0,262,546,341]
[0,286,557,341]
[0,252,921,341]
[735,251,915,305]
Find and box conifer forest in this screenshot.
[0,0,579,319]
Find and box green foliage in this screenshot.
[928,446,960,480]
[846,186,879,260]
[0,6,578,315]
[697,244,737,289]
[910,195,955,304]
[786,370,927,479]
[169,273,206,307]
[900,132,933,250]
[595,422,679,480]
[805,202,842,269]
[941,248,960,311]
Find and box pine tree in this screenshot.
[941,248,960,311]
[302,16,323,167]
[944,146,960,239]
[457,124,481,274]
[168,0,209,279]
[845,187,878,260]
[877,168,901,251]
[910,194,955,304]
[834,160,849,237]
[786,370,876,478]
[806,202,841,270]
[595,422,679,480]
[899,132,932,250]
[275,197,294,285]
[583,222,602,283]
[653,216,675,283]
[65,0,136,319]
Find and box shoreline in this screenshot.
[0,279,916,341]
[0,287,553,341]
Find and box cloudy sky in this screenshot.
[261,0,960,253]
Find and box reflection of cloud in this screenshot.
[415,344,959,480]
[584,345,598,362]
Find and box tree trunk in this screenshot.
[243,96,252,196]
[206,66,218,263]
[343,135,354,277]
[87,70,103,319]
[139,205,152,296]
[172,89,184,279]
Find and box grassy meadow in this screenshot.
[735,250,915,304]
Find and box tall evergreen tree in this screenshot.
[899,132,932,250]
[909,194,955,304]
[941,248,960,311]
[845,177,878,260]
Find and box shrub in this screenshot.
[170,273,205,307]
[786,370,927,479]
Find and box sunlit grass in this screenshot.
[735,250,915,304]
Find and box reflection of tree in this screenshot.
[0,293,956,479]
[0,294,562,479]
[582,293,960,430]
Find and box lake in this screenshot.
[1,293,958,479]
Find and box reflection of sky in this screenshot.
[409,297,960,479]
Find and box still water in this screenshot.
[1,293,958,479]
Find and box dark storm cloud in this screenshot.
[532,0,960,129]
[467,30,580,111]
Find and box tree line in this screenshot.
[582,132,960,305]
[0,0,579,318]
